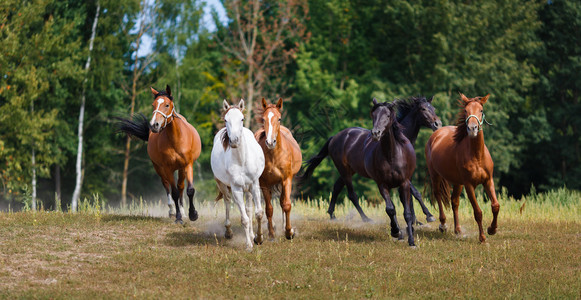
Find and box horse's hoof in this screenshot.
[487,226,497,235]
[329,213,336,220]
[479,235,487,243]
[285,228,295,240]
[174,219,184,225]
[225,230,233,240]
[439,224,447,233]
[409,242,417,248]
[391,229,401,238]
[455,227,462,235]
[362,216,373,223]
[189,210,198,222]
[426,215,436,223]
[398,231,405,240]
[254,235,264,245]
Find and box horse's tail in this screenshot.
[430,174,451,209]
[296,137,333,182]
[115,114,150,142]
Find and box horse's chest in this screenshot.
[463,163,488,183]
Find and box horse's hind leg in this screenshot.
[378,184,401,239]
[484,179,500,236]
[216,180,233,239]
[281,178,294,240]
[153,163,175,218]
[451,184,463,235]
[410,183,435,223]
[345,179,371,222]
[176,169,187,220]
[431,173,448,233]
[185,164,198,221]
[465,184,486,243]
[328,178,345,220]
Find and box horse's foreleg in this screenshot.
[345,180,371,222]
[232,188,252,251]
[262,183,275,239]
[399,181,415,246]
[451,185,463,235]
[378,184,401,239]
[251,182,264,245]
[281,178,294,240]
[186,164,198,221]
[328,178,345,220]
[410,183,435,223]
[465,185,485,243]
[153,163,175,218]
[484,179,500,236]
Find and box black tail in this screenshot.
[296,137,333,183]
[115,113,150,142]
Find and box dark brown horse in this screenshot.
[254,98,302,240]
[425,93,499,242]
[300,99,418,246]
[117,85,202,223]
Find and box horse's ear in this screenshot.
[459,92,470,104]
[276,97,283,110]
[479,94,490,105]
[427,95,434,103]
[223,99,230,111]
[372,98,378,105]
[238,99,245,111]
[150,87,159,96]
[166,85,172,98]
[261,97,267,109]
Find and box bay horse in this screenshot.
[395,96,441,223]
[425,93,500,243]
[117,85,202,223]
[300,99,418,246]
[254,98,302,240]
[211,99,265,251]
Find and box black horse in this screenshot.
[299,99,420,246]
[394,96,441,223]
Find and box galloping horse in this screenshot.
[300,99,418,246]
[117,85,202,223]
[254,98,302,240]
[393,96,441,223]
[425,93,500,243]
[211,99,265,251]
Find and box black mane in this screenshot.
[395,96,428,122]
[154,90,173,101]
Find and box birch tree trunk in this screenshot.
[71,1,100,212]
[31,100,36,211]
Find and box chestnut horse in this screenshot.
[425,93,500,243]
[254,98,302,240]
[300,99,418,246]
[117,85,202,223]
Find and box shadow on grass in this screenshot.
[307,226,383,243]
[102,214,166,223]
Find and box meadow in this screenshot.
[0,188,579,299]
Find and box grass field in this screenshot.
[1,188,580,299]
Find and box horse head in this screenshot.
[460,93,490,138]
[261,97,283,150]
[417,96,442,131]
[222,99,245,148]
[149,85,176,133]
[370,98,396,141]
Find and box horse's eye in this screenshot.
[166,104,169,108]
[278,118,281,121]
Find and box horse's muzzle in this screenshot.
[371,130,382,141]
[432,119,442,131]
[265,139,276,149]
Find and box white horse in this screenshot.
[211,99,265,251]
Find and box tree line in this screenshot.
[0,0,579,209]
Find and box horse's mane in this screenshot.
[453,96,485,143]
[371,102,407,144]
[394,96,427,122]
[254,104,278,124]
[154,90,173,101]
[220,129,230,150]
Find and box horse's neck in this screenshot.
[399,112,420,146]
[379,126,398,161]
[467,131,486,158]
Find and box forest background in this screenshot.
[1,0,579,210]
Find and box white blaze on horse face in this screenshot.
[266,111,275,144]
[150,98,165,126]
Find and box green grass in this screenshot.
[0,189,580,299]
